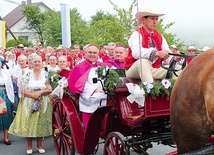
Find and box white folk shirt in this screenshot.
[128,31,173,64]
[79,67,107,113]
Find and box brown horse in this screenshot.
[170,48,214,154]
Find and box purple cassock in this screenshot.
[68,60,103,94]
[104,59,125,69]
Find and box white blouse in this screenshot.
[47,65,60,72]
[28,72,47,90]
[0,70,5,85]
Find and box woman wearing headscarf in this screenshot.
[9,55,52,154]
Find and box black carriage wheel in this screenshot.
[52,98,75,155]
[104,132,129,155]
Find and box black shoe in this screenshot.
[4,140,11,145]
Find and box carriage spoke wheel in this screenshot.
[104,132,129,155]
[52,99,75,155]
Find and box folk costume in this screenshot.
[12,64,29,113]
[9,69,52,137]
[125,26,173,82]
[0,67,14,131]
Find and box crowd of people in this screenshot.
[0,6,212,155]
[0,41,128,154]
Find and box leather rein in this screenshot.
[161,53,196,78]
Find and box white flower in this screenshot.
[102,68,106,76]
[161,79,171,89]
[51,76,54,82]
[143,81,154,93]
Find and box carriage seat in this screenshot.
[118,93,144,127]
[114,77,145,127]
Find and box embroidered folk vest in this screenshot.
[124,27,163,69]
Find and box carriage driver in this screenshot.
[124,7,182,83]
[68,44,107,131]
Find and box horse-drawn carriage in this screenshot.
[50,68,176,155]
[50,50,214,155]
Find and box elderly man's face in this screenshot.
[85,46,99,63]
[107,45,116,57]
[114,47,127,62]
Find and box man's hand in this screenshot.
[173,51,182,62]
[174,56,182,62]
[156,50,170,59]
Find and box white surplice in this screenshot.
[79,67,107,113]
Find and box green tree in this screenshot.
[22,5,46,44]
[109,0,137,34]
[89,19,127,46]
[6,36,32,48]
[90,11,117,25]
[70,8,92,46]
[89,11,128,46]
[43,10,61,47]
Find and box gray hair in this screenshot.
[107,42,116,49]
[28,53,38,60]
[32,55,42,62]
[18,54,27,61]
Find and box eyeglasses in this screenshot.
[188,50,196,52]
[87,51,98,55]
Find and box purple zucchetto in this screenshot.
[87,44,98,48]
[115,44,126,48]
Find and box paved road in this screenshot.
[0,131,176,155]
[0,132,56,155]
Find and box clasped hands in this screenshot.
[33,90,43,100]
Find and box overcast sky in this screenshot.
[1,0,214,48]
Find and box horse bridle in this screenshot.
[161,53,196,78]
